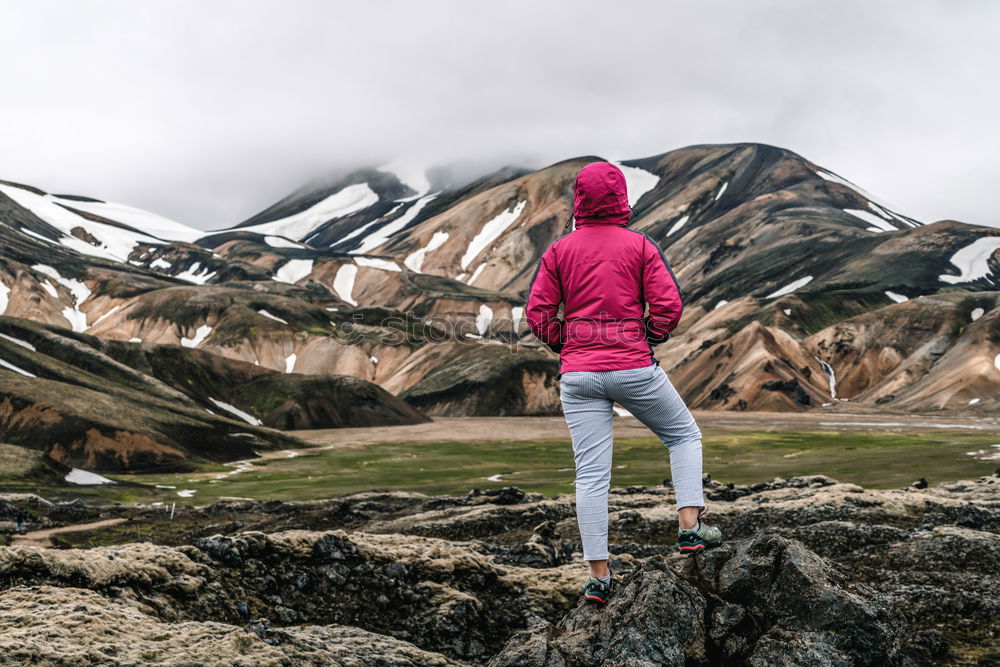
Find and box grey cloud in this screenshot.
[0,0,997,229]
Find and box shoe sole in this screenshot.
[678,539,723,555]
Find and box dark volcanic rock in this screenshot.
[2,475,997,664]
[489,534,903,666]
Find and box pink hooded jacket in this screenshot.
[526,161,685,373]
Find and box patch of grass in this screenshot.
[100,429,1000,504]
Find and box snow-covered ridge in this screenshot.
[1,184,163,263]
[51,196,203,244]
[229,183,379,242]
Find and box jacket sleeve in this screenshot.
[526,244,564,352]
[641,235,684,345]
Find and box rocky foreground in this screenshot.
[0,473,998,666]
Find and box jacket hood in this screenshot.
[573,161,631,225]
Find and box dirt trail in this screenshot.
[10,518,128,547]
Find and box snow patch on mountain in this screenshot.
[715,300,729,310]
[350,194,437,255]
[844,209,898,233]
[285,353,297,373]
[175,262,217,284]
[209,398,262,426]
[52,197,203,243]
[0,184,161,262]
[0,333,35,351]
[511,306,524,332]
[150,258,173,270]
[467,263,486,285]
[715,181,728,201]
[378,159,431,198]
[461,200,526,269]
[0,281,8,315]
[354,256,401,272]
[615,163,660,207]
[32,264,91,332]
[971,307,985,322]
[867,201,894,220]
[815,169,916,224]
[65,469,115,485]
[667,215,690,236]
[885,291,909,303]
[333,264,358,306]
[273,259,314,284]
[264,236,305,249]
[257,309,288,324]
[938,236,1000,284]
[404,231,449,272]
[476,304,493,336]
[765,276,813,299]
[235,183,379,241]
[0,358,35,377]
[181,325,212,348]
[89,305,122,329]
[996,353,1000,372]
[338,204,402,246]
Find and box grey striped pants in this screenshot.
[559,363,705,561]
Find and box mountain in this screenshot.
[1,142,999,471]
[0,316,425,473]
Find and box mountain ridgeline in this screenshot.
[1,144,999,472]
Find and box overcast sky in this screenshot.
[2,1,997,229]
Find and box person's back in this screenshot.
[526,161,723,607]
[526,162,683,372]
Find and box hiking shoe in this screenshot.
[580,568,617,605]
[678,520,723,554]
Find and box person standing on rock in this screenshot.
[526,161,723,604]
